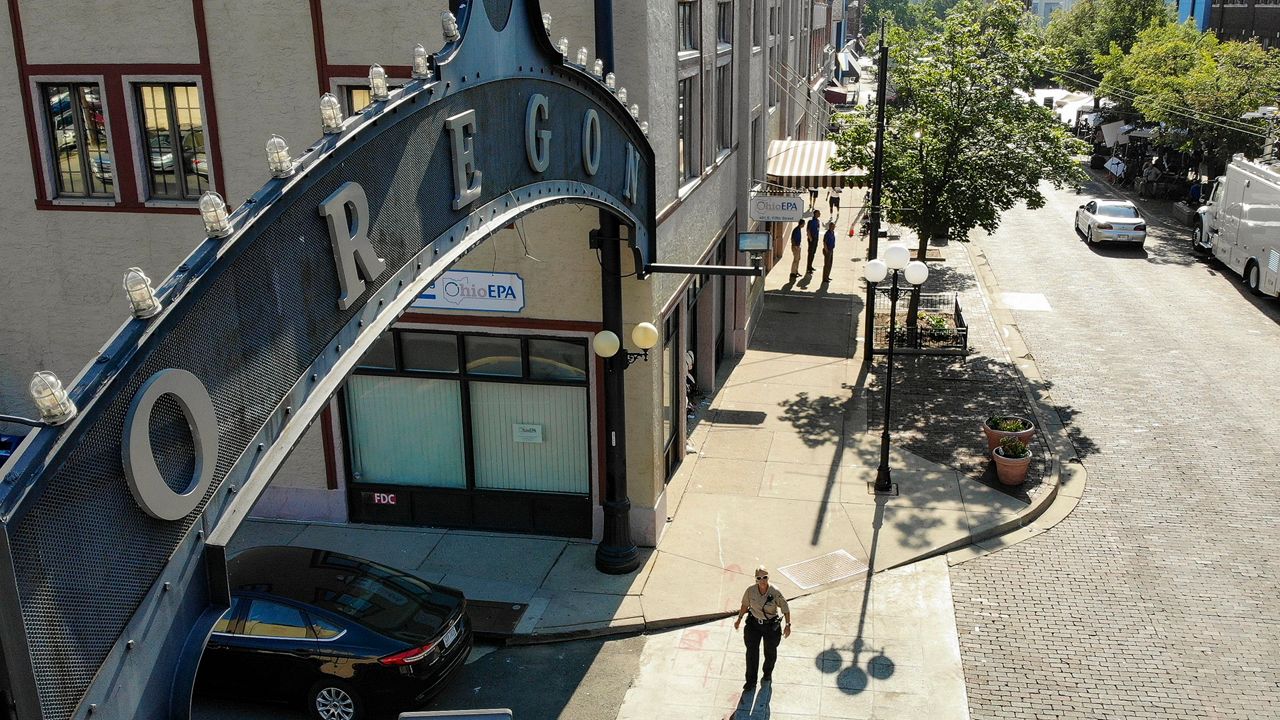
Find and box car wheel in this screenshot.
[1245,261,1262,295]
[308,680,364,720]
[1192,227,1205,254]
[1087,226,1096,244]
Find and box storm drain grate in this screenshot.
[778,550,868,590]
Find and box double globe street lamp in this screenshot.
[864,244,929,493]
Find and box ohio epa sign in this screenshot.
[413,270,526,313]
[749,194,805,222]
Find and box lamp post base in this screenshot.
[867,480,899,496]
[596,498,640,574]
[595,542,640,574]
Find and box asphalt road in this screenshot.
[192,635,645,720]
[951,170,1280,719]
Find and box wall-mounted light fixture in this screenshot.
[605,72,616,91]
[617,87,628,105]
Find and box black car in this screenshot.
[197,546,472,720]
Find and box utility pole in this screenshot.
[863,20,888,360]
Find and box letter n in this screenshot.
[623,143,640,204]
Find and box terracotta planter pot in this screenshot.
[992,448,1032,486]
[982,416,1035,454]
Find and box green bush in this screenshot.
[998,436,1030,458]
[986,416,1030,432]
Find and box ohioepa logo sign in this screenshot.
[414,270,526,313]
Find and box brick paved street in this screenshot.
[950,172,1280,719]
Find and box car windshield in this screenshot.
[1097,204,1139,218]
[308,555,454,641]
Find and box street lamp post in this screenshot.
[863,244,929,493]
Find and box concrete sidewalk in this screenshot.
[232,187,1081,718]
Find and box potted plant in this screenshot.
[982,415,1035,454]
[992,437,1032,486]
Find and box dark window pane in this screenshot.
[528,339,587,382]
[243,599,309,638]
[312,616,344,639]
[358,332,397,370]
[465,336,522,377]
[402,332,459,373]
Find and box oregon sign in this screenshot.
[0,1,654,718]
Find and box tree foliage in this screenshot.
[863,0,958,35]
[1043,0,1172,86]
[831,0,1088,249]
[1097,21,1280,164]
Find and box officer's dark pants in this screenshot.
[743,616,782,686]
[806,240,818,274]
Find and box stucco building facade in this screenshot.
[0,0,843,547]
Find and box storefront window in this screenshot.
[358,332,397,370]
[402,332,458,373]
[470,383,589,494]
[345,375,466,488]
[528,338,587,382]
[464,336,522,376]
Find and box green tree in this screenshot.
[1099,21,1280,170]
[831,0,1088,327]
[1043,0,1171,86]
[863,0,959,35]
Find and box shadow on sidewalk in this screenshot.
[863,352,1100,503]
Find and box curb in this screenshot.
[941,237,1088,566]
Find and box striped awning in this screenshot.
[766,140,867,189]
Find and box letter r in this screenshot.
[320,182,386,311]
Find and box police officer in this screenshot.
[734,565,791,690]
[821,220,837,285]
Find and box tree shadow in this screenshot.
[862,352,1099,502]
[777,388,857,449]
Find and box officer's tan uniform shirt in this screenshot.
[741,584,789,622]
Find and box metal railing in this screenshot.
[870,290,969,356]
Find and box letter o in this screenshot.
[122,369,220,521]
[582,109,601,176]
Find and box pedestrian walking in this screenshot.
[789,219,804,279]
[806,210,821,275]
[828,187,840,217]
[734,565,791,690]
[809,187,819,209]
[821,220,837,284]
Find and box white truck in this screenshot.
[1193,155,1280,297]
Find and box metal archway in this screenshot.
[0,1,655,718]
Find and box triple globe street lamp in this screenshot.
[863,244,929,493]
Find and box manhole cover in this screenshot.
[777,550,867,590]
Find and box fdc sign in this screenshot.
[0,1,654,719]
[749,194,806,222]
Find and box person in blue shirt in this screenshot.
[806,210,822,276]
[789,219,804,279]
[821,221,837,284]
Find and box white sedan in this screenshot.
[1075,199,1148,245]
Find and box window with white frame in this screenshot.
[40,82,112,198]
[134,83,209,201]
